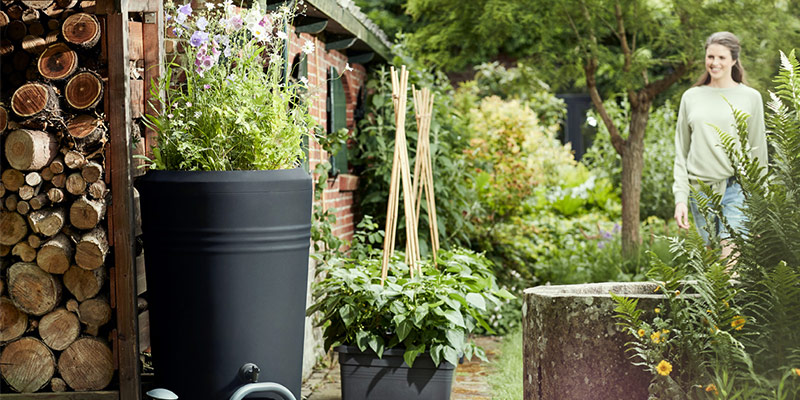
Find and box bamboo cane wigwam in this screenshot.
[411,86,440,262]
[381,66,421,284]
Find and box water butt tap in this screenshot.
[229,363,296,400]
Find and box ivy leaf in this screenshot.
[355,330,370,352]
[339,304,356,327]
[443,345,459,366]
[403,343,426,368]
[465,293,486,310]
[397,319,413,342]
[368,334,384,358]
[446,329,464,350]
[444,310,465,328]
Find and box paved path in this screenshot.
[301,336,501,400]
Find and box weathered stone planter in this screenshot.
[523,282,661,399]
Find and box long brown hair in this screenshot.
[693,31,748,87]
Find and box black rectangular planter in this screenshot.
[336,345,455,400]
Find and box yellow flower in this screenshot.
[637,329,645,337]
[662,329,670,334]
[654,307,661,314]
[705,383,719,395]
[731,316,746,331]
[675,290,680,296]
[656,360,673,376]
[651,331,662,344]
[793,368,800,377]
[654,285,661,293]
[724,300,730,308]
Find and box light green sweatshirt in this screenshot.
[672,83,768,205]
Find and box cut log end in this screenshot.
[65,71,103,110]
[39,308,80,351]
[36,233,74,274]
[38,43,78,80]
[1,211,28,245]
[8,261,62,316]
[58,337,114,391]
[4,129,60,171]
[62,13,100,48]
[0,337,55,393]
[10,83,59,120]
[0,297,28,342]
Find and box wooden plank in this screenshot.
[128,0,159,12]
[305,0,391,60]
[105,2,141,399]
[294,18,327,34]
[130,79,143,118]
[128,21,142,61]
[138,310,150,352]
[136,253,146,295]
[142,9,164,159]
[348,51,374,65]
[0,392,119,399]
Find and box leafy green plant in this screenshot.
[144,2,313,171]
[307,247,514,367]
[614,50,800,399]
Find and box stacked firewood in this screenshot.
[0,0,115,394]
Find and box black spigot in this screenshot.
[239,363,260,383]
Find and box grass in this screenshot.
[489,328,523,399]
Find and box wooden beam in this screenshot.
[348,51,374,64]
[294,18,328,34]
[305,0,391,60]
[325,37,357,51]
[104,0,141,398]
[0,392,119,399]
[142,7,164,160]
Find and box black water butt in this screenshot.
[137,168,312,400]
[336,346,455,400]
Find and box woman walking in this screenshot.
[673,31,768,259]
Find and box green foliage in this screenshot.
[489,329,523,400]
[307,247,514,367]
[582,98,677,220]
[463,96,575,219]
[614,51,800,398]
[145,3,312,171]
[353,0,414,40]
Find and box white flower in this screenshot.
[194,111,202,118]
[302,39,314,55]
[205,2,214,9]
[167,113,174,119]
[248,23,270,42]
[345,63,354,72]
[276,30,287,40]
[243,9,261,26]
[299,76,308,85]
[586,115,597,127]
[186,102,192,107]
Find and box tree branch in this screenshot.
[642,62,691,100]
[615,1,632,73]
[585,58,626,156]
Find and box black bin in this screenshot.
[137,168,312,400]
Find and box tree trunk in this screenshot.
[1,211,28,245]
[81,161,103,183]
[65,71,103,110]
[16,199,31,215]
[620,98,649,257]
[64,149,86,169]
[49,155,65,174]
[6,20,27,42]
[5,194,19,211]
[2,169,25,191]
[51,377,68,392]
[47,187,65,203]
[78,296,110,335]
[0,336,55,393]
[39,307,80,350]
[37,233,73,274]
[10,83,59,119]
[4,129,59,170]
[37,42,77,80]
[8,261,62,315]
[22,34,47,54]
[58,337,113,391]
[25,171,42,186]
[67,115,106,153]
[62,13,100,48]
[51,172,66,188]
[0,296,28,342]
[69,195,105,229]
[63,263,104,301]
[30,193,49,209]
[28,207,66,237]
[75,227,107,270]
[18,184,38,200]
[28,234,42,248]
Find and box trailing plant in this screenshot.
[614,50,800,399]
[144,1,314,171]
[307,246,514,367]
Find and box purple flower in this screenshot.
[598,241,606,249]
[172,27,184,36]
[177,3,192,15]
[203,84,211,89]
[190,31,209,47]
[165,12,172,21]
[227,16,243,31]
[196,16,208,30]
[613,223,621,233]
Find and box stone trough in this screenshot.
[523,282,662,399]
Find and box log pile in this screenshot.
[1,0,115,394]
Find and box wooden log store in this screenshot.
[1,0,162,396]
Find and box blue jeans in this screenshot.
[689,177,747,244]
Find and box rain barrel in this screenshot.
[137,168,312,400]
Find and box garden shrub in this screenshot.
[582,97,676,221]
[614,50,800,399]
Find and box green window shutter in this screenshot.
[327,66,347,175]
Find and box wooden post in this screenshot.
[102,0,140,397]
[141,4,163,160]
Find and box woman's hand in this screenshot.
[674,202,690,229]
